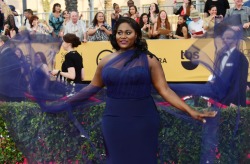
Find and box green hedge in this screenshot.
[0,102,249,163]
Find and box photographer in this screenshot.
[87,12,112,41]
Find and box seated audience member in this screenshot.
[64,11,87,42]
[139,13,152,39]
[29,15,53,35]
[153,10,171,39]
[171,15,190,39]
[203,5,223,37]
[188,10,204,38]
[129,5,139,23]
[87,12,112,41]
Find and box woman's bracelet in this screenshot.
[56,70,61,77]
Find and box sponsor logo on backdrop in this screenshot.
[181,50,199,70]
[96,50,113,65]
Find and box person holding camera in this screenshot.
[87,12,112,41]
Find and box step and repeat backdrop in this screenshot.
[55,39,250,82]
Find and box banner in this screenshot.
[55,39,250,82]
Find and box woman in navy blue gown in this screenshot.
[49,17,215,163]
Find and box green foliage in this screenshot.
[0,102,249,163]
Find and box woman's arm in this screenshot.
[152,23,159,37]
[148,56,217,122]
[99,25,112,35]
[87,25,99,36]
[81,68,84,81]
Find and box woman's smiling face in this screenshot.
[116,22,137,51]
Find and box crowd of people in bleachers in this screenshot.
[0,0,250,41]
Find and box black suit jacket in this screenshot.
[212,49,248,106]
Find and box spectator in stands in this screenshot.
[174,0,192,16]
[203,5,222,37]
[140,13,152,39]
[188,10,204,38]
[171,15,190,39]
[204,0,229,17]
[0,0,18,33]
[225,0,250,37]
[23,9,33,30]
[49,3,64,37]
[153,10,171,39]
[62,10,70,26]
[127,0,134,8]
[148,3,159,27]
[29,15,53,35]
[9,5,20,28]
[60,10,70,37]
[190,4,196,11]
[111,3,122,29]
[87,11,112,41]
[129,5,139,23]
[64,11,87,42]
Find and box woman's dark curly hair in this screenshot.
[109,17,157,65]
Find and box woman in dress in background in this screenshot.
[49,3,64,37]
[87,12,112,41]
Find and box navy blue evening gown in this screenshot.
[101,49,160,163]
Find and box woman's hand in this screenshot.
[50,69,60,76]
[188,109,217,123]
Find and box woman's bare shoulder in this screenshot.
[98,52,119,67]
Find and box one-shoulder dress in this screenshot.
[101,49,160,164]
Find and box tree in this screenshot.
[65,0,78,11]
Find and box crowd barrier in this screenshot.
[54,39,250,82]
